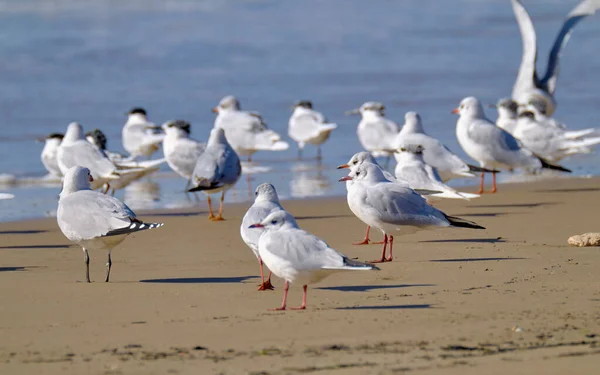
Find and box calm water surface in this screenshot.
[0,0,598,221]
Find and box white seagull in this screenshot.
[213,96,289,161]
[57,166,164,282]
[288,100,337,160]
[122,107,165,159]
[493,98,520,135]
[453,97,571,193]
[394,145,480,200]
[188,127,241,220]
[341,163,485,263]
[394,111,496,182]
[39,132,64,178]
[511,0,600,115]
[162,120,206,189]
[241,183,296,291]
[248,210,378,310]
[345,102,400,165]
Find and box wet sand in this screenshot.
[1,176,599,374]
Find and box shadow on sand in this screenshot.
[421,238,505,244]
[0,230,48,235]
[467,202,557,209]
[535,187,600,194]
[0,266,40,272]
[336,304,432,310]
[140,276,259,284]
[317,284,434,292]
[429,257,526,263]
[0,244,71,249]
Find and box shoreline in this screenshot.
[1,176,600,374]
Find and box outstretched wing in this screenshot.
[511,0,540,97]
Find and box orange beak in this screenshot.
[336,164,350,169]
[451,108,460,114]
[338,176,353,182]
[211,107,219,113]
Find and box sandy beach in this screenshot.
[1,176,599,374]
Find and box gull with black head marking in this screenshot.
[38,132,64,178]
[249,210,379,310]
[122,107,165,159]
[188,128,241,221]
[288,100,337,160]
[162,120,206,189]
[57,166,164,282]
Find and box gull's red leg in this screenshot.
[477,172,485,194]
[269,280,289,311]
[386,235,394,262]
[353,226,371,245]
[491,172,497,193]
[291,285,307,310]
[210,192,225,221]
[257,258,274,291]
[370,234,389,263]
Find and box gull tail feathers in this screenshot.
[563,128,598,140]
[467,164,500,174]
[104,220,164,237]
[537,157,572,173]
[414,188,443,196]
[187,178,223,192]
[116,158,166,169]
[562,136,600,150]
[323,257,380,271]
[445,214,485,229]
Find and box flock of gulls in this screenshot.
[4,0,599,310]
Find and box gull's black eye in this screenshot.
[271,220,277,225]
[356,171,361,176]
[255,191,258,196]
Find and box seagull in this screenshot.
[288,100,337,160]
[340,163,485,263]
[162,120,206,189]
[241,183,296,291]
[453,97,571,193]
[213,96,289,162]
[394,111,496,182]
[39,133,64,178]
[188,127,241,221]
[512,111,600,162]
[57,122,146,190]
[345,102,399,165]
[492,98,520,135]
[394,145,480,200]
[337,151,441,246]
[86,129,130,163]
[248,210,378,310]
[122,107,165,159]
[57,166,164,282]
[511,0,600,115]
[522,98,600,138]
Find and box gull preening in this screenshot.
[453,97,571,193]
[241,183,296,291]
[162,120,206,189]
[39,133,64,178]
[341,163,485,263]
[288,100,337,160]
[394,111,496,182]
[346,102,399,164]
[248,210,378,310]
[511,0,600,115]
[188,128,241,221]
[213,96,289,161]
[122,107,165,159]
[57,166,164,282]
[394,145,479,200]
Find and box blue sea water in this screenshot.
[0,0,598,221]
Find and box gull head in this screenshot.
[249,210,296,230]
[162,120,191,136]
[292,100,313,111]
[61,166,93,197]
[496,98,519,116]
[85,129,108,151]
[518,111,536,122]
[345,101,385,117]
[127,107,148,119]
[63,122,85,143]
[207,127,228,146]
[339,162,386,183]
[452,97,484,118]
[403,111,424,133]
[395,144,425,163]
[254,183,280,204]
[337,151,377,170]
[38,132,64,145]
[526,98,548,116]
[214,95,240,113]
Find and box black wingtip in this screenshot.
[538,158,571,173]
[343,257,380,270]
[188,182,224,192]
[445,215,485,230]
[104,221,165,237]
[467,164,501,174]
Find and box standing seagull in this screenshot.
[346,102,399,165]
[453,97,571,194]
[241,183,296,291]
[341,163,485,263]
[213,96,289,161]
[122,107,165,159]
[188,128,241,221]
[39,133,64,178]
[248,210,378,310]
[288,100,337,160]
[394,145,480,200]
[57,166,164,282]
[162,120,206,189]
[394,111,496,182]
[511,0,600,115]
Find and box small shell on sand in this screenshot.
[568,233,600,247]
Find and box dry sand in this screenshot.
[1,176,599,374]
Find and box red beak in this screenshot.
[451,108,460,114]
[336,164,350,169]
[211,107,219,113]
[338,176,353,182]
[88,175,94,182]
[248,223,264,229]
